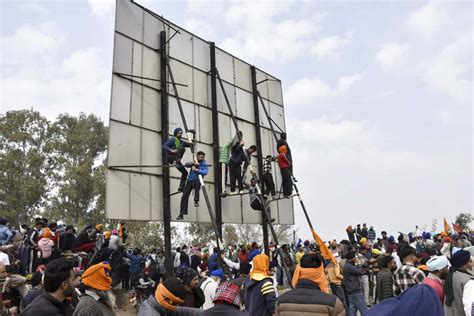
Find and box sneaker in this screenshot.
[239,190,246,195]
[194,202,199,207]
[176,215,183,220]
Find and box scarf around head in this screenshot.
[292,265,329,293]
[250,254,270,281]
[155,283,184,311]
[82,262,112,291]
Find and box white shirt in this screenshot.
[200,277,218,310]
[0,252,10,265]
[463,279,474,316]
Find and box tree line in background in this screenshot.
[0,109,295,249]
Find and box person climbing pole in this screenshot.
[262,155,276,199]
[276,145,293,198]
[177,151,209,220]
[242,145,258,188]
[228,134,257,194]
[276,132,292,167]
[162,127,193,191]
[249,176,274,222]
[219,132,241,194]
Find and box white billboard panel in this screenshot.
[107,0,294,225]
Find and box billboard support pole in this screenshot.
[256,90,328,261]
[250,66,270,256]
[160,31,173,277]
[209,42,223,239]
[166,52,230,278]
[215,70,293,288]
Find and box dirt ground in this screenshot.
[115,289,138,316]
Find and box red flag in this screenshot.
[452,223,463,233]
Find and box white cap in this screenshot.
[427,255,449,271]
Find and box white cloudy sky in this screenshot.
[1,0,472,241]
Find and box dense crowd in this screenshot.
[0,216,472,316]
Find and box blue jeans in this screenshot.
[347,292,368,316]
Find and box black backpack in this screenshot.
[148,256,159,277]
[131,273,144,288]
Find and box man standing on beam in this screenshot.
[162,127,193,192]
[176,151,209,220]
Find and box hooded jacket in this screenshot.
[229,143,249,165]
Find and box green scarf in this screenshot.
[175,137,181,150]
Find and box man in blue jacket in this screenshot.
[177,151,208,220]
[162,127,193,191]
[0,218,13,246]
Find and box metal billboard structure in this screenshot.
[106,0,294,241]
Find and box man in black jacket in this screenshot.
[276,133,292,170]
[228,141,256,193]
[23,258,76,315]
[343,251,368,316]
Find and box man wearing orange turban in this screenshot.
[139,277,200,315]
[74,262,115,315]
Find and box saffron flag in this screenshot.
[443,218,450,233]
[452,223,463,233]
[310,227,336,264]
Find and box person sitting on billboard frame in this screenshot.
[176,151,209,220]
[162,127,193,192]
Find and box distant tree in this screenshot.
[186,223,216,247]
[223,224,239,245]
[46,113,107,226]
[235,224,262,245]
[455,212,473,230]
[272,225,295,245]
[0,110,51,224]
[126,221,179,252]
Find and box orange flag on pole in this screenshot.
[443,218,450,233]
[310,227,336,264]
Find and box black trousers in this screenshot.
[228,161,243,192]
[263,173,276,196]
[180,181,201,215]
[167,155,188,190]
[250,198,264,211]
[281,168,293,197]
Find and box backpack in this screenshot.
[131,273,144,288]
[148,256,159,277]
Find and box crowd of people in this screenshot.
[0,215,472,315]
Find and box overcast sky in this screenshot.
[1,0,472,241]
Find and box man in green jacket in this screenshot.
[376,255,397,302]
